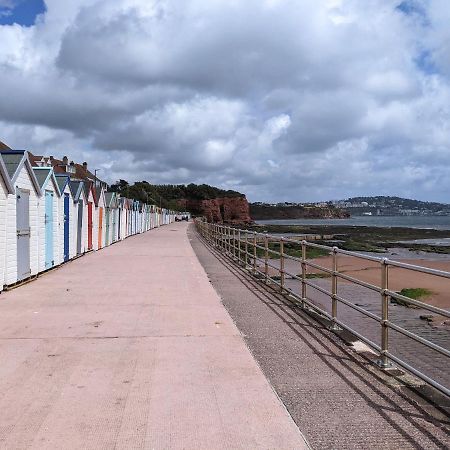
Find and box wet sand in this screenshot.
[295,256,450,310]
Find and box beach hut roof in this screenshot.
[94,185,105,207]
[0,150,41,194]
[0,154,14,194]
[69,180,87,202]
[32,167,62,196]
[104,191,117,208]
[83,180,95,200]
[55,174,71,193]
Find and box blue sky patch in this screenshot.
[415,49,438,75]
[396,1,429,22]
[0,0,46,27]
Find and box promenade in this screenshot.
[190,227,450,449]
[0,222,308,449]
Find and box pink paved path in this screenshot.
[0,222,308,450]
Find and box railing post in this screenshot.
[237,229,241,263]
[245,232,248,269]
[378,258,392,368]
[264,235,269,283]
[233,228,236,259]
[301,240,307,308]
[225,226,228,254]
[222,225,226,252]
[280,238,285,292]
[330,247,341,331]
[253,232,257,274]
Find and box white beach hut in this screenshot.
[94,185,106,250]
[33,167,62,272]
[55,174,76,262]
[69,181,88,257]
[104,192,118,245]
[117,197,126,241]
[0,150,41,286]
[84,182,96,252]
[0,155,14,292]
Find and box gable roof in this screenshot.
[32,167,61,196]
[55,174,71,193]
[0,155,14,193]
[104,192,116,208]
[94,185,105,207]
[0,150,41,195]
[69,180,87,202]
[83,180,95,201]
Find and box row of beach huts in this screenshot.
[0,149,187,292]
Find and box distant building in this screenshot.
[28,153,107,189]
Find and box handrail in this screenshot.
[196,220,450,397]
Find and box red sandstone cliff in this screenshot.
[177,196,252,224]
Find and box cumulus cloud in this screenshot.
[0,0,449,202]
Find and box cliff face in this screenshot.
[177,196,252,224]
[250,204,350,220]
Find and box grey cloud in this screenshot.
[0,0,449,203]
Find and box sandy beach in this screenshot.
[275,254,450,310]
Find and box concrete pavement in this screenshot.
[190,226,450,450]
[0,222,308,450]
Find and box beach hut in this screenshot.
[134,200,140,234]
[129,199,134,235]
[150,205,157,229]
[117,195,126,241]
[33,167,62,272]
[104,192,115,246]
[0,150,41,285]
[94,185,106,250]
[123,198,130,239]
[143,204,148,232]
[69,181,88,256]
[111,195,119,243]
[83,182,96,252]
[0,155,14,291]
[55,174,76,262]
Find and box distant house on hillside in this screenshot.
[0,141,106,188]
[28,153,107,189]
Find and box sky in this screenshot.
[0,0,449,203]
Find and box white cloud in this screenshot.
[0,0,449,202]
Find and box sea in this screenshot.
[256,215,450,230]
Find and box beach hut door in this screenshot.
[45,191,54,269]
[87,202,93,250]
[16,188,31,281]
[112,209,116,242]
[98,207,103,249]
[77,199,83,255]
[64,194,70,261]
[118,209,121,240]
[105,209,110,246]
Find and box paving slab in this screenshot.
[0,223,308,450]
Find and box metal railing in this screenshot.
[196,220,450,397]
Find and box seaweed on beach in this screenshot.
[244,224,450,254]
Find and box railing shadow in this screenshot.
[191,228,450,449]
